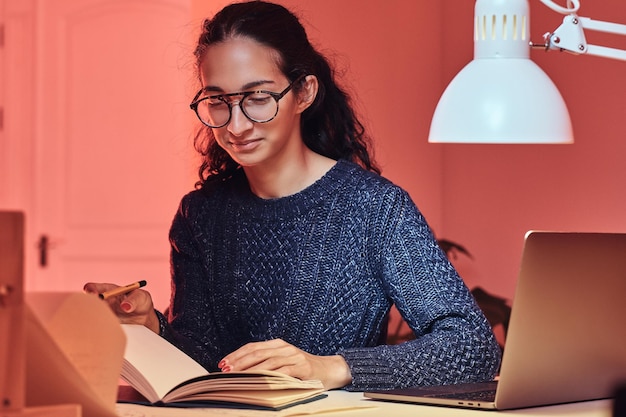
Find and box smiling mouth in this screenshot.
[229,138,262,151]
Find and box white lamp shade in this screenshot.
[428,0,573,144]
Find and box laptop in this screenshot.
[365,231,626,410]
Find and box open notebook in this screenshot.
[365,231,626,410]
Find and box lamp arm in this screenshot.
[543,14,626,61]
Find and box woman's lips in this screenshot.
[229,138,262,152]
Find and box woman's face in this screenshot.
[199,37,308,169]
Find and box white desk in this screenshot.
[115,390,614,417]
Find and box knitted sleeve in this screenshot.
[158,195,224,371]
[338,187,501,390]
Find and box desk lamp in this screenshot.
[428,0,626,144]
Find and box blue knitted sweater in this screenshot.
[159,160,501,390]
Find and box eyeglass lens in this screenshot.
[195,92,279,127]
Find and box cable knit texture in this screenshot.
[160,159,501,390]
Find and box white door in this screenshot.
[2,0,197,310]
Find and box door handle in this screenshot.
[38,234,49,267]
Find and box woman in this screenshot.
[85,1,501,391]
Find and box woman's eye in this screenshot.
[245,94,272,105]
[207,98,227,108]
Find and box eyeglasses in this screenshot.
[189,75,305,128]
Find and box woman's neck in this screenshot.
[244,150,336,199]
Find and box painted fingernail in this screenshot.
[218,359,226,369]
[221,365,232,373]
[120,302,132,312]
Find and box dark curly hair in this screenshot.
[192,1,380,187]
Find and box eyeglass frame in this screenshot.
[189,74,306,128]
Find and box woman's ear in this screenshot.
[296,75,318,113]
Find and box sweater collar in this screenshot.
[232,159,358,220]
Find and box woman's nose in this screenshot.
[226,102,254,136]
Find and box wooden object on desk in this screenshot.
[1,211,84,417]
[1,210,127,417]
[1,211,26,413]
[3,404,82,417]
[25,292,126,417]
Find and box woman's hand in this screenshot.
[83,282,160,334]
[218,339,352,390]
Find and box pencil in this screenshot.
[98,280,147,300]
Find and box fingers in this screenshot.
[82,281,158,331]
[84,282,134,312]
[221,339,289,368]
[84,282,148,309]
[83,282,117,294]
[218,340,352,389]
[220,339,309,374]
[115,289,147,312]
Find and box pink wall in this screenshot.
[191,1,626,302]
